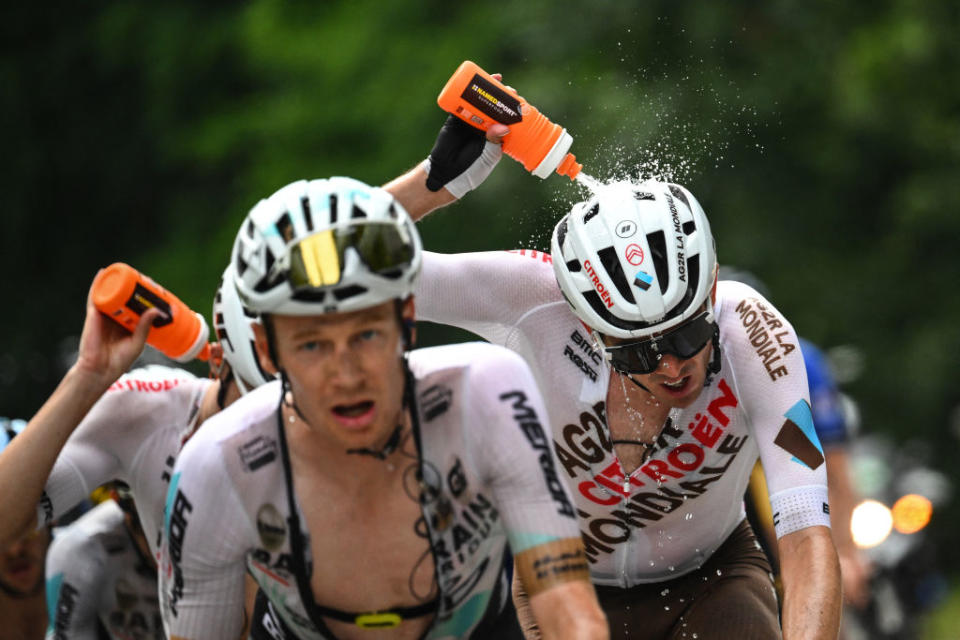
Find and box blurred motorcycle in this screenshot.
[842,416,951,640]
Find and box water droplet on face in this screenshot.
[664,605,671,611]
[661,588,670,596]
[669,565,675,571]
[649,560,656,567]
[684,513,693,520]
[716,569,722,576]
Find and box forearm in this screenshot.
[382,165,457,221]
[0,365,111,544]
[779,526,842,640]
[530,580,608,640]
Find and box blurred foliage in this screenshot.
[2,0,959,568]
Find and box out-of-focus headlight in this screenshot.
[891,493,933,534]
[851,499,893,548]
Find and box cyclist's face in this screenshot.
[0,528,48,596]
[263,300,409,451]
[603,331,713,409]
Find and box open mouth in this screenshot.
[3,560,38,581]
[660,376,691,394]
[332,401,375,419]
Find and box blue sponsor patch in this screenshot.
[46,572,64,633]
[777,399,825,469]
[633,270,653,291]
[163,471,181,535]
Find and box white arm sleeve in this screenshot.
[40,390,142,526]
[721,283,831,538]
[463,346,580,552]
[40,367,201,527]
[417,250,563,347]
[160,429,253,639]
[45,525,108,639]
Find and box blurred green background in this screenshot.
[3,1,958,633]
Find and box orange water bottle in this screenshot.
[91,263,211,362]
[437,60,582,181]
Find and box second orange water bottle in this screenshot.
[437,60,583,181]
[91,263,211,363]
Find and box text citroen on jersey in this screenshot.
[552,379,746,562]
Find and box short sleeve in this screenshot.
[461,345,580,553]
[159,426,253,639]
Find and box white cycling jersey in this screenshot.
[160,342,580,640]
[417,250,831,587]
[39,365,212,561]
[46,500,162,640]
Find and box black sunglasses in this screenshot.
[604,312,716,375]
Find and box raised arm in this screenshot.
[0,277,156,546]
[383,117,508,220]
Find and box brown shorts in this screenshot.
[514,520,781,640]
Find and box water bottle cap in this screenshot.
[92,263,138,311]
[555,153,582,181]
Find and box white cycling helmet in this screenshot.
[551,180,717,339]
[232,177,422,316]
[212,264,273,394]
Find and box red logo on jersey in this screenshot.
[625,244,644,266]
[505,249,553,264]
[107,378,183,393]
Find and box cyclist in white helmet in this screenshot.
[377,121,842,639]
[0,264,270,635]
[45,485,164,639]
[159,176,607,640]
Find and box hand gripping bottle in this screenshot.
[91,263,211,362]
[437,60,582,181]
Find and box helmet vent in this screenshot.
[668,184,690,208]
[329,194,339,223]
[215,315,234,351]
[351,205,367,219]
[583,203,599,224]
[682,221,696,235]
[291,288,327,303]
[301,196,314,231]
[276,213,294,243]
[333,285,367,301]
[663,254,700,321]
[633,190,655,201]
[249,339,271,380]
[556,220,568,248]
[387,203,398,219]
[246,219,256,238]
[380,267,403,280]
[646,231,669,294]
[565,259,582,273]
[257,249,277,291]
[597,246,636,304]
[583,291,655,331]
